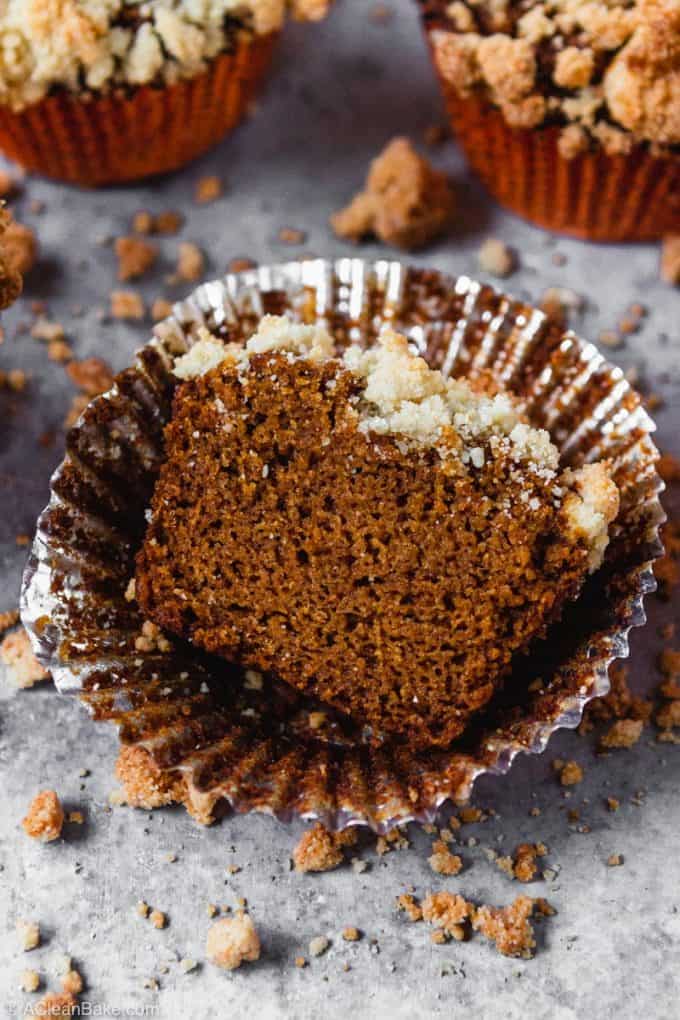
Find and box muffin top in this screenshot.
[422,0,679,155]
[0,0,330,111]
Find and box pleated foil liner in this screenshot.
[21,259,665,833]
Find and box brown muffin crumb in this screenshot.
[477,238,517,277]
[512,843,546,883]
[331,137,455,250]
[659,649,680,681]
[606,853,623,867]
[295,955,307,968]
[115,236,157,281]
[155,211,184,235]
[151,298,173,322]
[206,913,260,971]
[471,895,538,959]
[599,718,644,749]
[66,357,114,397]
[342,927,361,942]
[22,790,64,842]
[422,891,473,942]
[458,806,483,824]
[110,290,145,320]
[149,909,167,929]
[607,797,620,812]
[3,217,37,276]
[1,627,48,688]
[195,176,222,204]
[293,823,357,873]
[61,969,84,995]
[174,242,205,282]
[136,900,150,918]
[428,840,463,876]
[558,760,584,786]
[655,700,680,731]
[114,746,187,813]
[278,227,307,245]
[396,893,423,922]
[661,237,680,285]
[227,257,258,274]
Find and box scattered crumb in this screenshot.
[195,176,222,204]
[20,969,41,992]
[155,211,184,235]
[540,286,583,329]
[472,896,542,959]
[659,649,680,681]
[67,811,84,825]
[606,853,623,867]
[557,760,584,786]
[422,892,473,942]
[599,718,644,749]
[110,290,145,320]
[376,827,410,854]
[278,227,307,245]
[0,609,19,632]
[115,236,157,281]
[0,368,28,392]
[606,797,620,812]
[174,242,205,282]
[61,970,83,995]
[309,935,330,957]
[66,357,114,397]
[17,919,40,951]
[477,238,517,278]
[22,790,64,842]
[295,956,307,968]
[511,843,546,883]
[342,927,361,942]
[458,806,483,824]
[655,700,680,731]
[0,627,48,688]
[428,840,463,876]
[151,298,173,321]
[331,137,455,250]
[31,317,65,344]
[660,236,680,285]
[396,893,423,922]
[206,913,260,971]
[149,910,167,930]
[132,211,153,235]
[137,901,150,918]
[293,823,357,873]
[227,257,257,274]
[179,958,198,973]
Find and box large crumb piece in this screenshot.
[471,895,539,959]
[661,236,680,285]
[61,969,84,995]
[20,969,41,992]
[428,840,463,876]
[0,627,48,688]
[331,137,455,250]
[206,913,260,971]
[174,242,205,282]
[115,236,158,281]
[421,892,474,941]
[17,919,40,951]
[22,790,64,842]
[66,357,114,397]
[599,718,644,749]
[293,823,357,873]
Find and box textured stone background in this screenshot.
[1,3,679,1018]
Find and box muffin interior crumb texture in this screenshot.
[136,315,619,749]
[0,0,332,111]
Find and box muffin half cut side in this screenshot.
[136,315,619,750]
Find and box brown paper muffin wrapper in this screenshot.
[21,259,664,832]
[0,33,278,187]
[433,86,679,242]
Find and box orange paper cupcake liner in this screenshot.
[437,89,679,242]
[0,32,278,187]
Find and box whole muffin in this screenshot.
[0,1,331,186]
[417,0,679,240]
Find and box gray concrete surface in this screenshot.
[1,3,679,1018]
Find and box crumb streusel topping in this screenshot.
[0,0,331,111]
[423,0,680,154]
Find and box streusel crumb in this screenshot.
[428,840,463,876]
[17,919,40,951]
[477,237,516,277]
[22,790,64,842]
[20,969,41,992]
[558,760,584,786]
[115,236,158,281]
[0,627,48,688]
[293,823,357,873]
[471,895,539,958]
[206,913,260,971]
[331,137,455,250]
[396,893,423,922]
[599,718,644,749]
[110,290,145,320]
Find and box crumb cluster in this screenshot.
[22,789,64,842]
[293,823,357,872]
[331,137,456,250]
[206,913,261,971]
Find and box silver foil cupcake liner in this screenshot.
[21,258,665,832]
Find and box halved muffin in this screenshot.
[135,315,619,749]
